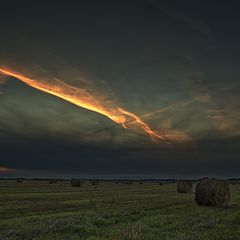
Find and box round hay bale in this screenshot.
[158,182,163,186]
[195,178,230,207]
[177,180,192,193]
[122,181,133,185]
[17,178,24,183]
[49,179,58,184]
[70,179,81,187]
[90,180,99,186]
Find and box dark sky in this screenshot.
[0,0,239,178]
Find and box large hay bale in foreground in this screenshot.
[70,179,81,187]
[177,180,192,193]
[195,178,230,207]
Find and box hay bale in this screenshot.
[158,182,163,185]
[70,179,81,187]
[122,181,133,185]
[195,178,230,207]
[177,180,192,193]
[17,178,24,183]
[90,180,99,186]
[49,179,58,184]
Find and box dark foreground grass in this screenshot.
[0,180,240,240]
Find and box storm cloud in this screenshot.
[0,0,239,178]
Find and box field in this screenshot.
[0,180,240,240]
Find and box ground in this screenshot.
[0,180,240,240]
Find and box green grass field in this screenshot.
[0,180,240,240]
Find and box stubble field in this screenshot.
[0,180,240,240]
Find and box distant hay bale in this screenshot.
[122,181,133,185]
[226,179,240,185]
[177,180,192,193]
[195,178,230,207]
[17,178,24,183]
[158,182,163,186]
[90,180,99,186]
[49,179,58,184]
[227,180,239,185]
[198,177,209,180]
[70,179,81,187]
[139,182,143,184]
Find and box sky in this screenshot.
[0,0,239,178]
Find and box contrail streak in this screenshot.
[0,68,166,142]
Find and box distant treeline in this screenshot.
[1,177,240,183]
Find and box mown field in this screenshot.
[0,180,240,240]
